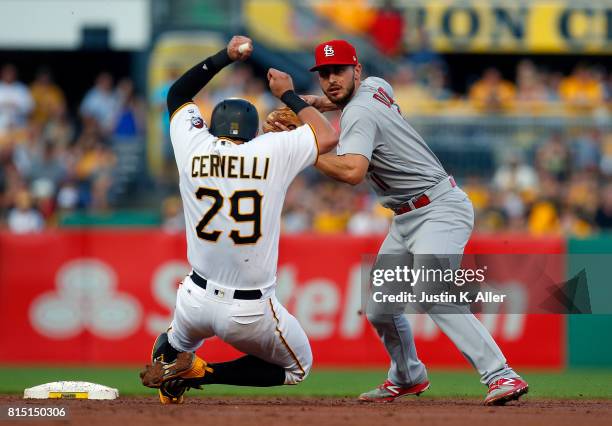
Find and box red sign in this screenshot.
[0,231,565,368]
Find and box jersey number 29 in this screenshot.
[195,187,262,245]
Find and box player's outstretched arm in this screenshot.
[301,95,339,112]
[267,68,338,154]
[314,152,369,186]
[166,35,253,117]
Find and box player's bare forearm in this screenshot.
[301,95,339,112]
[167,35,252,116]
[315,152,369,186]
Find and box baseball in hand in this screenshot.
[238,42,251,54]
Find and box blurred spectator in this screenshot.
[42,102,74,148]
[29,68,66,126]
[595,183,612,231]
[526,174,562,235]
[312,183,354,234]
[391,64,432,114]
[493,153,538,194]
[7,189,44,233]
[79,72,118,134]
[56,181,79,212]
[161,196,185,233]
[313,0,375,35]
[515,60,550,111]
[368,0,404,57]
[89,144,116,211]
[283,205,311,234]
[545,71,563,102]
[153,67,181,162]
[28,142,67,191]
[536,134,572,182]
[469,68,515,112]
[242,78,277,122]
[559,64,605,111]
[571,130,600,172]
[565,172,599,218]
[600,133,612,176]
[73,123,116,210]
[463,176,490,210]
[0,64,34,132]
[347,203,391,235]
[528,199,560,235]
[282,176,312,233]
[12,125,43,179]
[31,176,56,220]
[560,207,593,238]
[478,191,507,233]
[211,65,253,105]
[407,27,447,75]
[313,208,350,234]
[501,190,527,231]
[426,66,452,101]
[112,78,145,139]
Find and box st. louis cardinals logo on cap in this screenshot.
[310,39,359,71]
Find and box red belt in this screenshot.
[392,176,456,215]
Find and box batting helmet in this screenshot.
[209,98,259,142]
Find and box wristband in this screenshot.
[280,90,310,114]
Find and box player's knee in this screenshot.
[366,312,394,328]
[284,348,312,385]
[285,364,311,385]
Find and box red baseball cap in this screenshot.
[310,40,359,72]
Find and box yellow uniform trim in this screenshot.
[306,123,320,166]
[48,392,89,399]
[170,101,196,123]
[268,299,306,376]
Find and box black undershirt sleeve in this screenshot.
[166,48,233,118]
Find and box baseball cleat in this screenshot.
[140,352,213,388]
[158,379,187,404]
[358,379,430,402]
[484,377,529,406]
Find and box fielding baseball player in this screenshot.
[305,40,529,405]
[140,35,338,404]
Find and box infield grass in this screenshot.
[0,367,611,399]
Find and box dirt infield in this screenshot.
[1,395,611,426]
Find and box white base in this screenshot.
[24,381,119,400]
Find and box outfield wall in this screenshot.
[1,231,605,368]
[567,237,612,368]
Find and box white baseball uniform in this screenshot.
[166,102,316,384]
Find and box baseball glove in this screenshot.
[262,107,302,133]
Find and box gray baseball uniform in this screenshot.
[339,77,518,386]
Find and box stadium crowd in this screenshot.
[0,64,145,232]
[0,55,610,236]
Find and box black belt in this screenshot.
[190,271,263,300]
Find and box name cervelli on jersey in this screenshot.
[191,154,270,180]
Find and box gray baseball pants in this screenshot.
[367,184,519,386]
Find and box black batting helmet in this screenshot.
[209,98,259,141]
